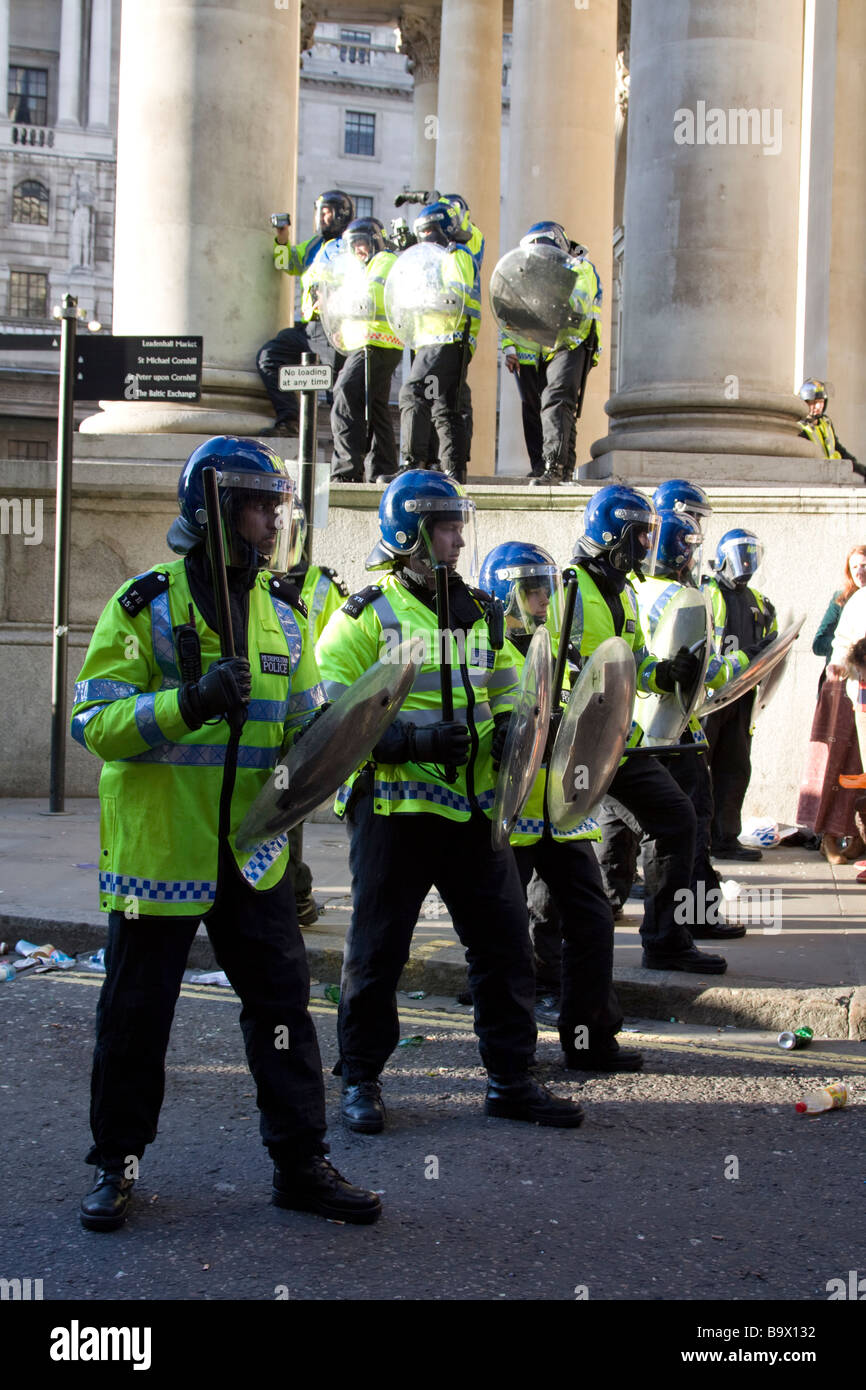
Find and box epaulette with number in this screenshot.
[117,570,170,617]
[342,584,382,620]
[267,574,307,619]
[467,585,505,650]
[319,565,350,598]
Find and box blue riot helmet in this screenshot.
[344,217,387,261]
[170,435,295,573]
[577,484,660,579]
[651,480,712,534]
[650,510,703,585]
[480,542,563,638]
[314,189,355,239]
[713,529,764,588]
[520,221,570,255]
[799,378,828,413]
[367,469,478,584]
[412,200,465,247]
[441,193,472,239]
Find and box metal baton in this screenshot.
[435,562,457,783]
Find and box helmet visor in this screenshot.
[406,496,478,585]
[498,563,564,639]
[718,534,763,581]
[613,505,660,576]
[218,468,295,572]
[649,525,702,584]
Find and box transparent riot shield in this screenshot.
[489,244,591,354]
[547,637,636,831]
[697,616,805,719]
[490,626,552,851]
[383,242,465,350]
[236,637,424,852]
[318,249,376,354]
[636,588,712,745]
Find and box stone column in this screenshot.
[498,0,617,475]
[826,0,866,459]
[80,0,301,437]
[434,0,501,478]
[592,0,819,483]
[87,0,112,131]
[57,0,83,128]
[0,0,9,129]
[398,6,440,191]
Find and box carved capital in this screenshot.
[300,1,319,56]
[397,6,441,85]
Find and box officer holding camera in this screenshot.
[256,191,355,436]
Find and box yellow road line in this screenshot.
[28,973,866,1072]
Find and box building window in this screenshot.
[8,67,48,126]
[339,29,371,64]
[12,180,49,225]
[8,439,52,460]
[352,195,374,219]
[9,271,49,319]
[344,111,375,157]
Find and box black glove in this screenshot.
[743,635,775,661]
[655,645,700,694]
[179,657,251,730]
[410,720,471,766]
[491,714,511,769]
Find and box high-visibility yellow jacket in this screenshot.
[501,254,603,366]
[413,246,481,353]
[298,564,350,643]
[71,561,324,917]
[799,414,840,459]
[315,572,517,819]
[273,234,340,323]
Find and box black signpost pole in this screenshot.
[48,294,78,813]
[297,351,318,567]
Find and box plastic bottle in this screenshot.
[0,963,16,983]
[795,1083,848,1115]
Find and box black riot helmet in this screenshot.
[314,190,355,239]
[344,217,387,261]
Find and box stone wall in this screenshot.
[2,451,865,825]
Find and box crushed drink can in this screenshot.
[778,1026,813,1050]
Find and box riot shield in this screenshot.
[490,626,552,850]
[318,249,376,354]
[383,242,465,350]
[697,616,805,719]
[547,637,636,831]
[489,245,591,354]
[636,588,712,745]
[236,637,424,852]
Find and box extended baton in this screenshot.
[203,466,245,735]
[435,562,457,784]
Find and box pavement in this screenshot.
[2,797,865,1039]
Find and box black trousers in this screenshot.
[603,756,697,955]
[595,795,643,913]
[340,792,536,1081]
[256,320,344,424]
[286,821,313,907]
[331,345,400,480]
[514,836,622,1053]
[87,848,327,1169]
[540,345,590,476]
[703,695,755,845]
[399,342,472,479]
[668,741,721,905]
[511,362,544,473]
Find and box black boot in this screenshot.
[562,1037,644,1072]
[341,1080,386,1134]
[528,456,562,488]
[272,1156,382,1224]
[484,1074,584,1127]
[642,945,727,974]
[79,1167,135,1232]
[711,839,762,862]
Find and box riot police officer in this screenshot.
[315,470,585,1132]
[396,201,481,483]
[73,436,381,1231]
[257,190,355,435]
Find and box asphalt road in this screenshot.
[2,968,864,1338]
